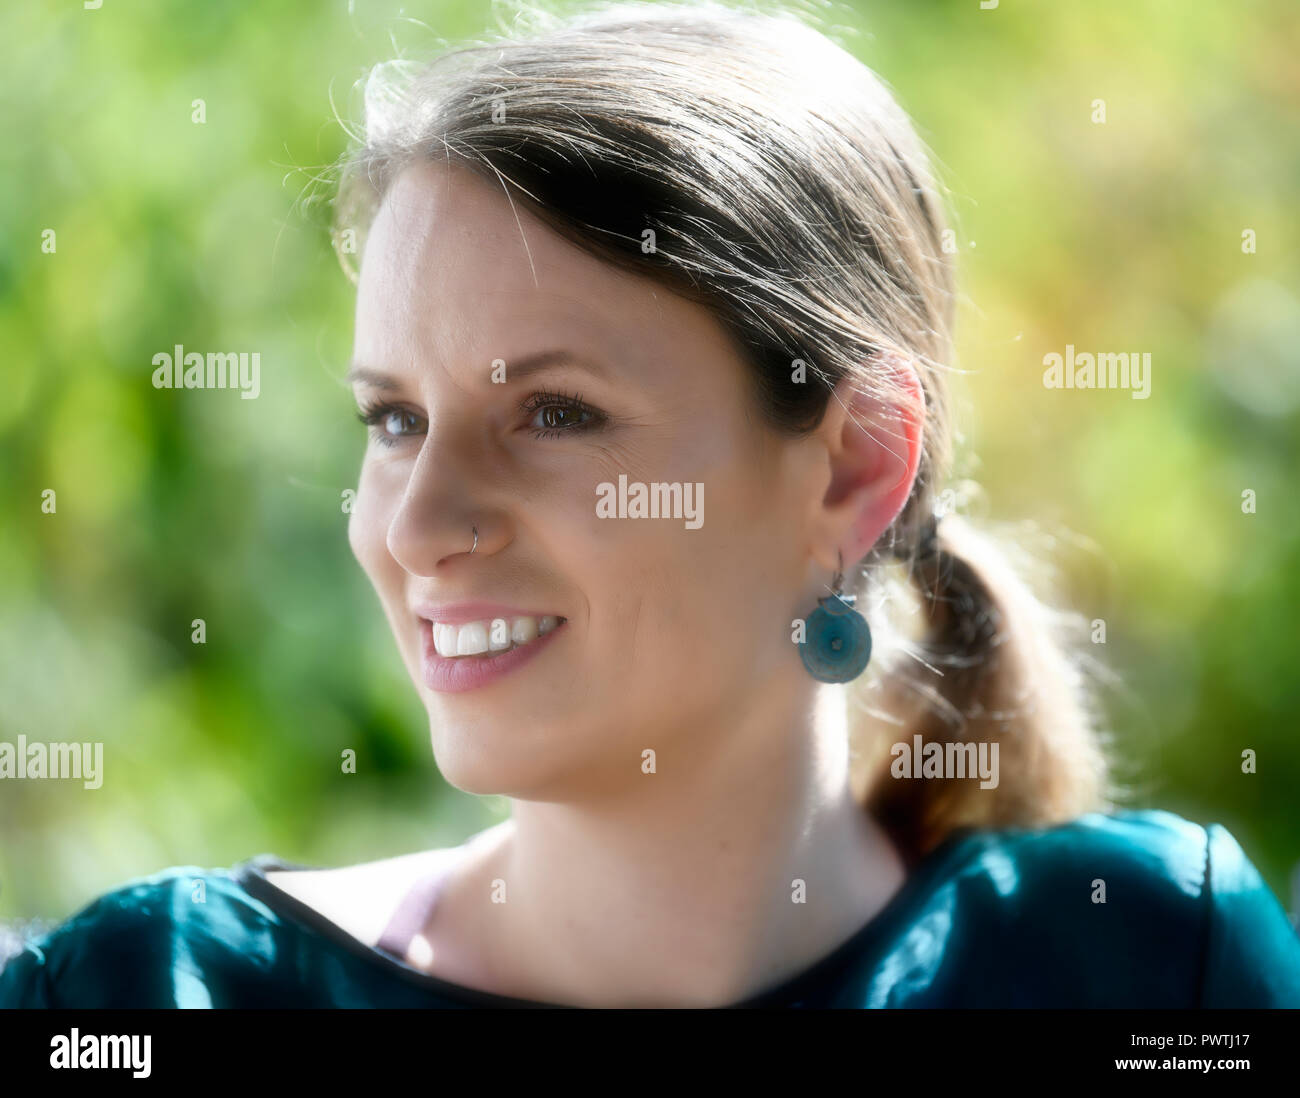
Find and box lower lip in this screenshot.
[419,619,566,694]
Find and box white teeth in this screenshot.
[488,619,511,651]
[456,622,489,656]
[432,615,563,659]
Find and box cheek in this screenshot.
[575,424,793,668]
[583,501,780,694]
[348,461,400,590]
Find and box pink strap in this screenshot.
[375,849,461,961]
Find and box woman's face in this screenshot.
[348,161,827,799]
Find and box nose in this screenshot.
[384,426,511,576]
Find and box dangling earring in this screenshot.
[799,551,873,683]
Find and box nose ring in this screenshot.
[469,525,478,555]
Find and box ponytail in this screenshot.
[853,509,1113,865]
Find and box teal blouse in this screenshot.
[3,809,1298,1008]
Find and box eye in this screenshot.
[521,390,607,440]
[356,401,426,447]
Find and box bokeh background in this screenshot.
[2,0,1297,922]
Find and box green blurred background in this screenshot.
[1,0,1297,921]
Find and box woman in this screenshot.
[3,0,1298,1008]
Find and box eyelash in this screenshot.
[519,389,607,440]
[355,402,422,449]
[355,390,607,447]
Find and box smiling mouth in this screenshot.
[430,615,567,659]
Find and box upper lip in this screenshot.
[411,600,566,626]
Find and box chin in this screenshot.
[425,717,547,797]
[428,713,629,804]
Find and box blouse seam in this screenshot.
[234,858,563,1008]
[234,832,977,1009]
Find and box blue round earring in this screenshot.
[799,552,872,683]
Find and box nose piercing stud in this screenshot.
[469,525,478,554]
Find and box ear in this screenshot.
[808,357,925,574]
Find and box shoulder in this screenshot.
[1198,820,1300,1006]
[260,847,449,949]
[914,809,1300,1006]
[958,808,1213,903]
[0,862,283,1008]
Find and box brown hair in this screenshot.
[331,0,1113,863]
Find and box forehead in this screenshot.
[354,159,662,368]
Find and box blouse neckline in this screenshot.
[234,828,975,1008]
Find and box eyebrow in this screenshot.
[345,350,611,390]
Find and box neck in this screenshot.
[458,681,906,1007]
